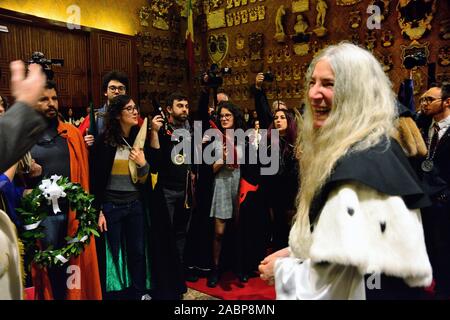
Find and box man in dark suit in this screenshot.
[417,83,450,299]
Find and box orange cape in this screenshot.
[32,121,102,300]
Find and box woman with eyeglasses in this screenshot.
[90,94,151,300]
[207,101,246,287]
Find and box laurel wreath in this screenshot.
[16,176,99,268]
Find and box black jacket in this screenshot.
[417,121,450,197]
[89,126,149,210]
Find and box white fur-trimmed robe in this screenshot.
[275,182,432,300]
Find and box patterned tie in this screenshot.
[428,123,440,157]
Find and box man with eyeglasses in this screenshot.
[79,70,129,144]
[416,83,450,299]
[28,80,101,300]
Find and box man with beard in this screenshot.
[416,83,450,299]
[28,80,101,300]
[149,92,191,299]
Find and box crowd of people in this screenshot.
[1,42,450,300]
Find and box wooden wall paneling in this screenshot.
[90,30,137,108]
[0,15,90,111]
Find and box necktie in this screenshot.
[428,123,440,158]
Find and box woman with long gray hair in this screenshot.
[259,42,432,299]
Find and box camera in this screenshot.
[202,63,232,88]
[403,51,427,70]
[28,51,64,80]
[263,71,275,82]
[151,97,169,132]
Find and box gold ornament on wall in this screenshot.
[234,0,242,7]
[275,66,282,82]
[371,0,390,22]
[241,53,249,66]
[139,6,151,27]
[397,0,436,40]
[275,49,283,63]
[411,69,424,95]
[242,87,249,101]
[235,87,242,100]
[284,45,292,62]
[285,84,292,99]
[436,72,450,85]
[336,0,362,5]
[293,64,302,80]
[274,5,287,43]
[233,12,241,26]
[365,30,377,52]
[283,65,292,81]
[226,13,234,27]
[292,0,310,13]
[293,82,302,98]
[267,86,274,100]
[400,40,429,71]
[249,8,258,22]
[236,33,245,50]
[438,47,449,67]
[258,5,266,21]
[266,49,274,64]
[313,0,328,37]
[241,10,249,24]
[349,11,361,29]
[351,31,360,45]
[249,32,264,61]
[381,30,394,47]
[241,72,249,84]
[376,51,393,72]
[150,0,173,31]
[227,0,234,9]
[294,14,309,34]
[210,0,223,9]
[234,72,241,85]
[207,8,226,30]
[208,34,229,65]
[233,54,241,67]
[439,19,450,40]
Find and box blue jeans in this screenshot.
[103,199,145,297]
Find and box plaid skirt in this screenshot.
[210,166,240,220]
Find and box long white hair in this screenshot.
[290,42,397,258]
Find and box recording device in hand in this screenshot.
[403,51,427,70]
[201,63,232,88]
[263,71,275,82]
[151,96,169,133]
[28,51,64,80]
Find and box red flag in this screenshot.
[185,0,195,75]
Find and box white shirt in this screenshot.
[429,114,450,142]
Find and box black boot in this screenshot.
[237,272,249,283]
[207,267,219,288]
[185,267,199,283]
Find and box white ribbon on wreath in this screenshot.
[39,175,66,214]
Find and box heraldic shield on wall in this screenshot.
[397,0,437,40]
[208,34,229,65]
